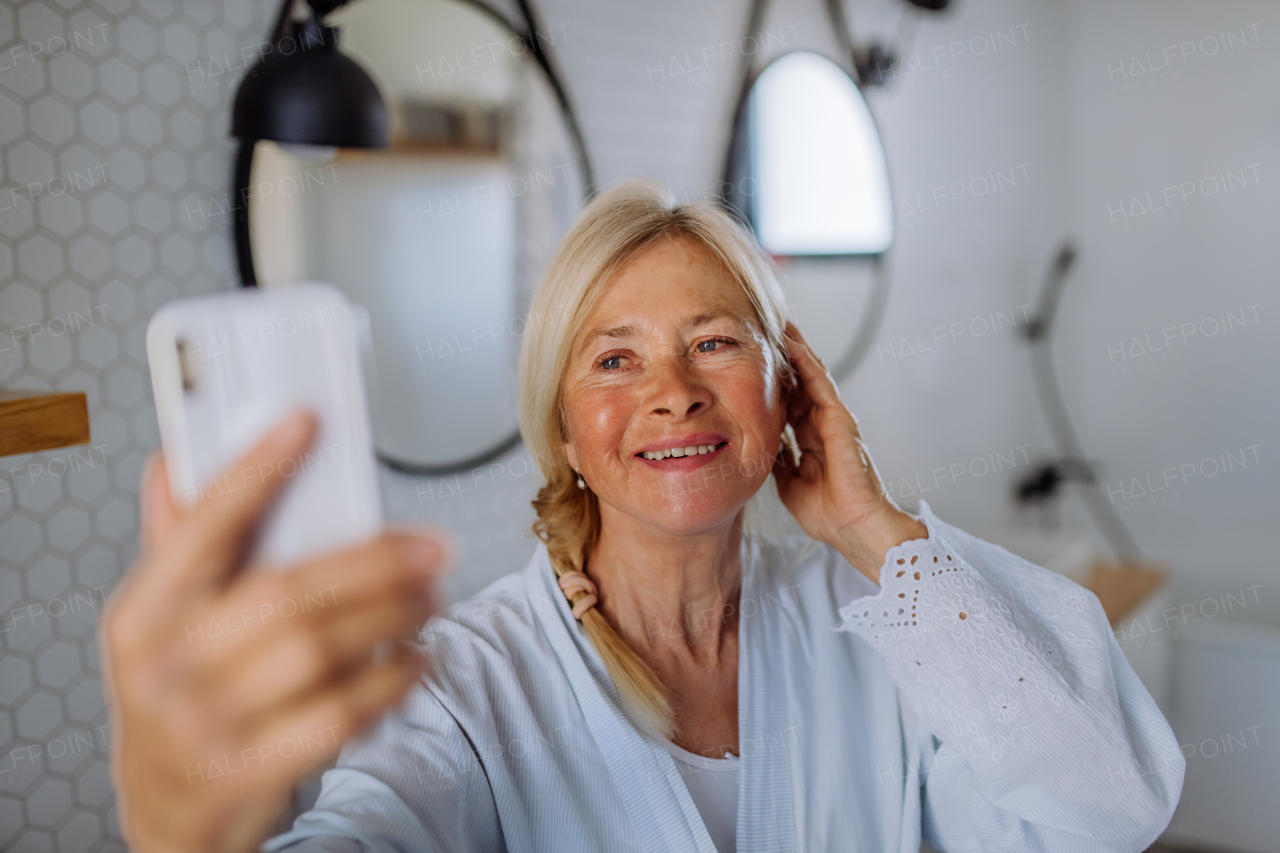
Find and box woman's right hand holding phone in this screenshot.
[102,410,450,853]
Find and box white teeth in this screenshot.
[642,442,723,460]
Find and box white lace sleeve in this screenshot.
[836,501,1184,852]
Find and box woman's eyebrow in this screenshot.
[579,309,743,351]
[688,308,759,338]
[687,309,733,328]
[583,324,637,348]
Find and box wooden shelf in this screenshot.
[1083,560,1168,626]
[0,391,91,457]
[336,140,502,159]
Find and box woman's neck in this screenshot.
[586,506,743,662]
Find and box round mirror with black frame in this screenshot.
[722,48,895,382]
[233,0,592,476]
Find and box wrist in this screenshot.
[834,508,928,585]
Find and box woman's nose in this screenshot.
[643,357,711,420]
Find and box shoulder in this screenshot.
[413,546,571,722]
[420,547,557,671]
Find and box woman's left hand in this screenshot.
[773,323,927,583]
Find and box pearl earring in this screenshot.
[576,472,586,489]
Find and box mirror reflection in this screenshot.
[726,50,894,381]
[250,0,584,471]
[738,50,893,256]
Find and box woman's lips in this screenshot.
[634,432,728,457]
[635,441,729,471]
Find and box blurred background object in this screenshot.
[234,0,590,474]
[0,392,90,457]
[0,0,1276,850]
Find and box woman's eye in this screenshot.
[600,355,624,370]
[696,338,732,353]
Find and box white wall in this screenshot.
[1060,6,1279,845]
[1062,0,1278,628]
[407,0,1277,640]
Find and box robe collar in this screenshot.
[526,533,797,852]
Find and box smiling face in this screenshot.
[560,234,789,539]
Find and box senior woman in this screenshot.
[105,180,1183,853]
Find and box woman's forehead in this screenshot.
[575,238,758,342]
[575,290,759,351]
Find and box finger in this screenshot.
[784,323,844,410]
[170,531,449,678]
[787,325,868,449]
[140,409,318,606]
[791,323,830,371]
[241,644,427,792]
[108,454,183,649]
[205,593,435,732]
[140,452,180,554]
[241,530,449,625]
[105,447,227,658]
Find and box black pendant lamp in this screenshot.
[230,1,388,286]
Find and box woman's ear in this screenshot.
[782,360,799,397]
[562,441,579,472]
[777,368,795,422]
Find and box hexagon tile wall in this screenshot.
[1,0,268,848]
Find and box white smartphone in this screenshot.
[146,282,383,567]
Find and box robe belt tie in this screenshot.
[558,571,599,620]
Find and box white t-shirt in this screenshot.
[661,740,740,853]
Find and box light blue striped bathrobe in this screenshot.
[263,501,1183,852]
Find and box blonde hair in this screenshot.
[518,179,795,739]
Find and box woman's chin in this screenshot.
[596,460,768,537]
[625,492,756,539]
